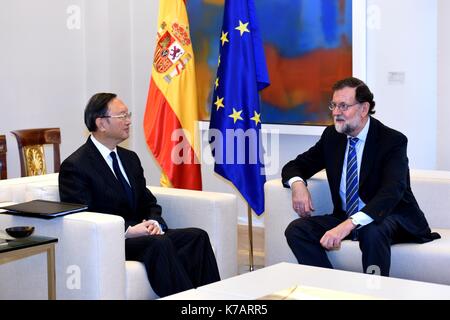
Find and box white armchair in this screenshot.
[264,170,450,285]
[0,174,238,299]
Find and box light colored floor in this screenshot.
[237,224,265,274]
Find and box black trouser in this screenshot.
[125,227,220,298]
[285,214,410,276]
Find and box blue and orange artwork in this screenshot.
[187,0,352,126]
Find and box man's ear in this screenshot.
[361,102,370,117]
[95,118,106,132]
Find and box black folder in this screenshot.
[0,199,88,219]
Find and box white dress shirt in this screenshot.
[338,118,373,227]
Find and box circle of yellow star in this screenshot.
[250,111,261,125]
[235,20,250,36]
[215,78,219,89]
[214,96,225,111]
[220,31,229,46]
[229,108,243,123]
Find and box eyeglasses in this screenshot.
[328,102,360,112]
[101,112,132,120]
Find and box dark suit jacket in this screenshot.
[59,137,167,231]
[282,117,439,243]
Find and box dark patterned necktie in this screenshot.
[110,152,133,207]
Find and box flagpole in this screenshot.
[247,204,254,272]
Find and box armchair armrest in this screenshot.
[264,172,333,267]
[0,211,126,299]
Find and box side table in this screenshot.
[0,235,58,299]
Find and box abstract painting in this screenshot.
[187,0,353,126]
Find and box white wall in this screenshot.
[0,0,87,178]
[129,0,161,183]
[437,0,450,170]
[0,0,138,178]
[366,0,437,169]
[0,0,448,225]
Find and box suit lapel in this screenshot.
[360,117,378,188]
[329,131,348,195]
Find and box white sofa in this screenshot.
[264,169,450,285]
[0,173,238,299]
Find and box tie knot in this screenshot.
[110,151,117,161]
[349,137,359,147]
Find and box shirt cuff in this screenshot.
[350,211,374,228]
[125,226,131,239]
[288,177,306,188]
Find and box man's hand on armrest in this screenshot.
[291,181,315,218]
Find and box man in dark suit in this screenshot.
[59,93,220,298]
[282,77,439,276]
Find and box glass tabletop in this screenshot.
[0,235,58,254]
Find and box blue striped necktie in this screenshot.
[346,137,359,240]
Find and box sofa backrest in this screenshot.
[0,173,58,203]
[409,170,450,229]
[3,169,449,229]
[278,169,450,229]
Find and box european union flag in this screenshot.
[209,0,270,215]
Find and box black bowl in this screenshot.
[5,226,35,238]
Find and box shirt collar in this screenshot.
[90,135,117,161]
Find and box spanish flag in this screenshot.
[143,0,202,190]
